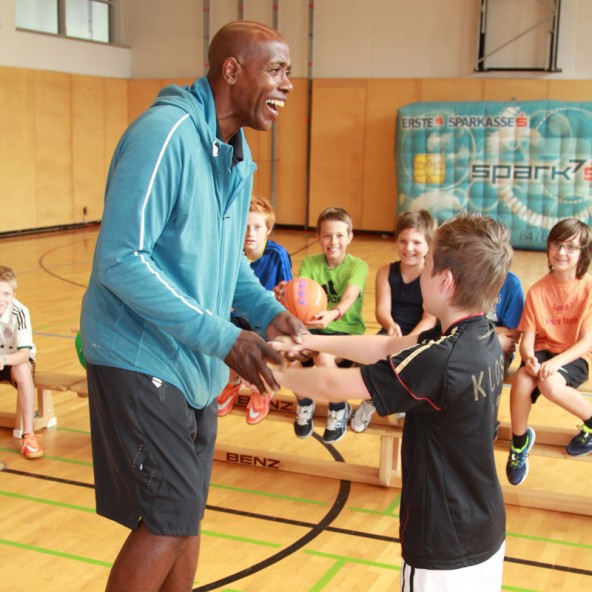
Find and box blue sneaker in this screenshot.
[506,426,536,486]
[567,425,592,456]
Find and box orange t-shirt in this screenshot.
[519,273,592,363]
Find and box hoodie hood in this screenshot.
[152,78,219,148]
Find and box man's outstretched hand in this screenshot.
[224,331,283,394]
[224,312,307,393]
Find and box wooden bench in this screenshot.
[218,390,592,517]
[0,371,86,438]
[5,373,590,515]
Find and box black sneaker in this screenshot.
[322,402,352,444]
[294,401,315,439]
[567,424,592,456]
[506,426,536,486]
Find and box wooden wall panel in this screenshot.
[71,75,105,223]
[3,69,592,237]
[0,67,36,232]
[419,78,484,102]
[362,79,420,231]
[127,79,162,123]
[244,127,273,201]
[275,78,309,227]
[547,79,592,101]
[33,71,73,228]
[102,78,128,205]
[308,79,367,228]
[482,78,549,101]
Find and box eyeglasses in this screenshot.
[549,241,582,254]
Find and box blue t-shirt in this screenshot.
[488,271,525,329]
[250,239,293,292]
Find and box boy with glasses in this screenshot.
[506,218,592,486]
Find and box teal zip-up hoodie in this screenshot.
[81,77,286,408]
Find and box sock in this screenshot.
[329,402,345,411]
[512,431,529,450]
[298,398,313,407]
[583,416,592,431]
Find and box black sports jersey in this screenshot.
[360,314,506,570]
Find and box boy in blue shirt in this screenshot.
[217,196,293,424]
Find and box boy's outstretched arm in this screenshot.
[271,332,418,365]
[272,366,370,403]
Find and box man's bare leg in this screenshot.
[106,522,200,592]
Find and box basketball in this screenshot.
[280,278,327,324]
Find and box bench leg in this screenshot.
[378,434,403,487]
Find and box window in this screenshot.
[15,0,111,44]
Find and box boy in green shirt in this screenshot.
[293,207,368,443]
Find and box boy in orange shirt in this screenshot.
[507,218,592,486]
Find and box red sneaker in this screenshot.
[217,381,242,417]
[246,391,272,425]
[22,432,44,459]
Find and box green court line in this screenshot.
[507,530,592,550]
[302,551,399,592]
[0,490,95,513]
[0,446,92,466]
[0,538,112,568]
[309,558,347,592]
[303,549,399,571]
[502,586,540,592]
[349,492,401,516]
[201,529,282,548]
[56,426,91,435]
[209,482,327,506]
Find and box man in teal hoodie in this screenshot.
[81,21,301,591]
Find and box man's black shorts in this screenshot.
[87,364,217,536]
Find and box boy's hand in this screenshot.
[273,280,288,301]
[524,356,540,377]
[225,331,282,394]
[496,328,517,356]
[386,322,402,337]
[305,310,334,330]
[270,335,318,362]
[538,359,560,380]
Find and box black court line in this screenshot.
[38,242,90,289]
[193,433,351,591]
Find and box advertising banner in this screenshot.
[396,101,592,250]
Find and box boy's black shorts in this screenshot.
[0,359,36,384]
[301,329,354,368]
[86,363,217,536]
[524,350,589,403]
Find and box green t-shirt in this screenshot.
[300,252,368,335]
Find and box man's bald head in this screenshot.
[208,21,286,80]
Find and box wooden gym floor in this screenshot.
[0,226,590,591]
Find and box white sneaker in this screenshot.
[350,400,376,433]
[322,402,352,443]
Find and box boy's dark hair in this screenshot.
[0,265,17,291]
[316,207,353,234]
[249,196,276,231]
[546,218,592,279]
[431,214,512,313]
[395,209,437,243]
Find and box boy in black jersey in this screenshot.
[271,214,511,591]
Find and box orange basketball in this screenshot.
[280,278,328,324]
